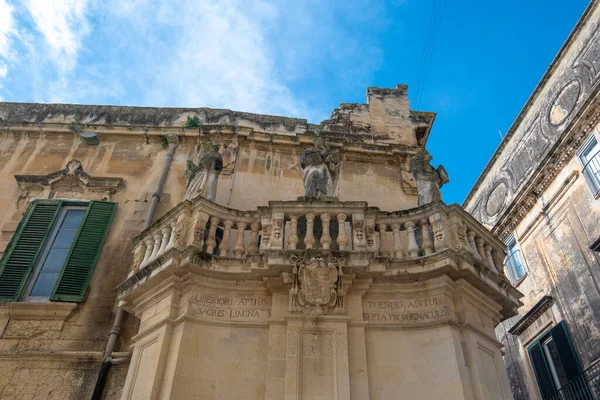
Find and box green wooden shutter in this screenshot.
[528,340,556,399]
[51,200,116,302]
[550,321,583,382]
[0,201,61,301]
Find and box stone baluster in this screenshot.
[165,221,177,251]
[320,214,332,250]
[484,245,498,273]
[149,233,162,261]
[305,213,315,249]
[405,221,419,259]
[288,216,299,250]
[336,214,348,250]
[248,222,261,255]
[420,219,433,255]
[206,216,220,254]
[476,238,487,266]
[140,239,154,268]
[158,225,171,256]
[467,230,482,261]
[234,222,247,258]
[219,220,234,257]
[391,223,403,258]
[378,223,390,256]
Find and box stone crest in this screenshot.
[289,254,345,315]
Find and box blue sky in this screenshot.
[0,0,591,204]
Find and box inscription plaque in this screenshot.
[189,292,271,322]
[362,295,450,324]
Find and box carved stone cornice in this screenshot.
[508,295,554,335]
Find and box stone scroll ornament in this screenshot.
[300,137,340,198]
[184,145,223,202]
[289,255,345,315]
[409,149,449,206]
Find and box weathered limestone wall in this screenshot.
[118,262,516,400]
[0,130,193,399]
[219,141,416,211]
[0,85,448,399]
[494,123,600,400]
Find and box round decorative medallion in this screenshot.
[549,80,581,126]
[485,181,508,217]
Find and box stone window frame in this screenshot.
[576,132,600,199]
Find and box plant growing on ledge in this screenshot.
[68,115,84,133]
[161,135,169,149]
[185,115,200,128]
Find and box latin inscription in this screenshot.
[190,292,271,322]
[363,296,450,324]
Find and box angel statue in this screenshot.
[184,145,223,201]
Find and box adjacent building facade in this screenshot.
[0,84,521,399]
[464,1,600,399]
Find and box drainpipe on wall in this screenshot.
[91,134,179,400]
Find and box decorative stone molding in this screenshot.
[0,301,78,321]
[14,159,125,201]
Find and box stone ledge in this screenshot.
[0,302,78,320]
[0,350,131,362]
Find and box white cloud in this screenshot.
[0,0,16,56]
[1,0,390,120]
[0,0,17,98]
[22,0,90,73]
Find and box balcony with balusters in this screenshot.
[116,195,521,315]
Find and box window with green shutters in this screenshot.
[0,199,116,303]
[527,320,587,399]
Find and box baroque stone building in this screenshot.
[464,1,600,399]
[0,85,521,399]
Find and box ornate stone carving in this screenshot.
[429,213,449,251]
[14,159,125,200]
[132,244,145,273]
[352,214,366,250]
[184,145,223,201]
[409,149,449,206]
[289,255,345,315]
[300,137,340,198]
[365,220,376,251]
[172,214,188,250]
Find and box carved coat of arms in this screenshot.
[289,256,345,315]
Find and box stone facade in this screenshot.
[464,1,600,399]
[0,85,520,399]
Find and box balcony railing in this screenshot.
[547,359,600,400]
[583,149,600,197]
[126,196,509,282]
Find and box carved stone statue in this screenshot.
[410,149,449,206]
[300,137,340,198]
[184,145,223,201]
